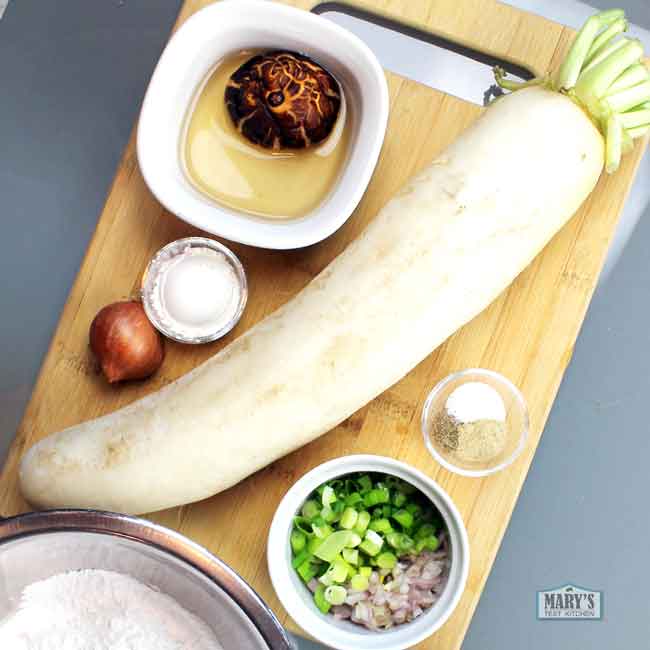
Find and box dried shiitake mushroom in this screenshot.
[225,50,341,150]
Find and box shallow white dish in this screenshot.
[137,0,388,250]
[267,455,470,650]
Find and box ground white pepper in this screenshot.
[433,382,507,463]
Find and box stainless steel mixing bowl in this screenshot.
[0,509,294,649]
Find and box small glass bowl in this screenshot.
[141,236,248,344]
[422,368,529,477]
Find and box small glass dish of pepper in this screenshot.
[422,368,529,477]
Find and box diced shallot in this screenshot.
[332,548,451,630]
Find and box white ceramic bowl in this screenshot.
[137,0,389,249]
[267,455,470,650]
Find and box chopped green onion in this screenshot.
[291,530,307,553]
[365,529,384,547]
[291,548,311,569]
[340,507,358,530]
[363,487,390,507]
[301,499,320,520]
[354,511,371,535]
[312,523,333,539]
[414,523,437,540]
[350,574,369,591]
[376,552,397,569]
[344,478,357,494]
[386,531,414,553]
[318,572,333,586]
[415,535,440,553]
[294,471,449,607]
[345,492,362,506]
[293,517,313,536]
[357,475,372,493]
[319,557,349,585]
[392,509,414,529]
[346,532,362,547]
[369,518,393,534]
[333,557,351,582]
[324,585,347,606]
[322,485,336,508]
[359,530,384,557]
[307,536,324,554]
[314,530,356,563]
[297,558,318,582]
[342,547,359,565]
[320,506,337,523]
[314,584,331,613]
[357,552,370,567]
[405,503,422,518]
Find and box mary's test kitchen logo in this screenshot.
[537,584,602,620]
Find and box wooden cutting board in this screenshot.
[1,0,647,647]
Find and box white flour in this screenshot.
[0,569,223,650]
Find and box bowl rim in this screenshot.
[136,0,389,250]
[140,236,249,344]
[421,368,530,477]
[267,455,470,650]
[0,509,293,650]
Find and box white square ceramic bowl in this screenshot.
[137,0,389,250]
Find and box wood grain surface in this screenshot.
[1,1,647,648]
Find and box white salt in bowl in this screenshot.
[267,455,470,650]
[422,368,530,477]
[141,237,248,344]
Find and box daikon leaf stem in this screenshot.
[619,108,650,129]
[606,114,623,172]
[495,9,649,174]
[607,63,649,94]
[585,17,628,64]
[556,9,625,89]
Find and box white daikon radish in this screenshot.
[20,12,649,514]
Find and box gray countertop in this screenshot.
[1,1,648,648]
